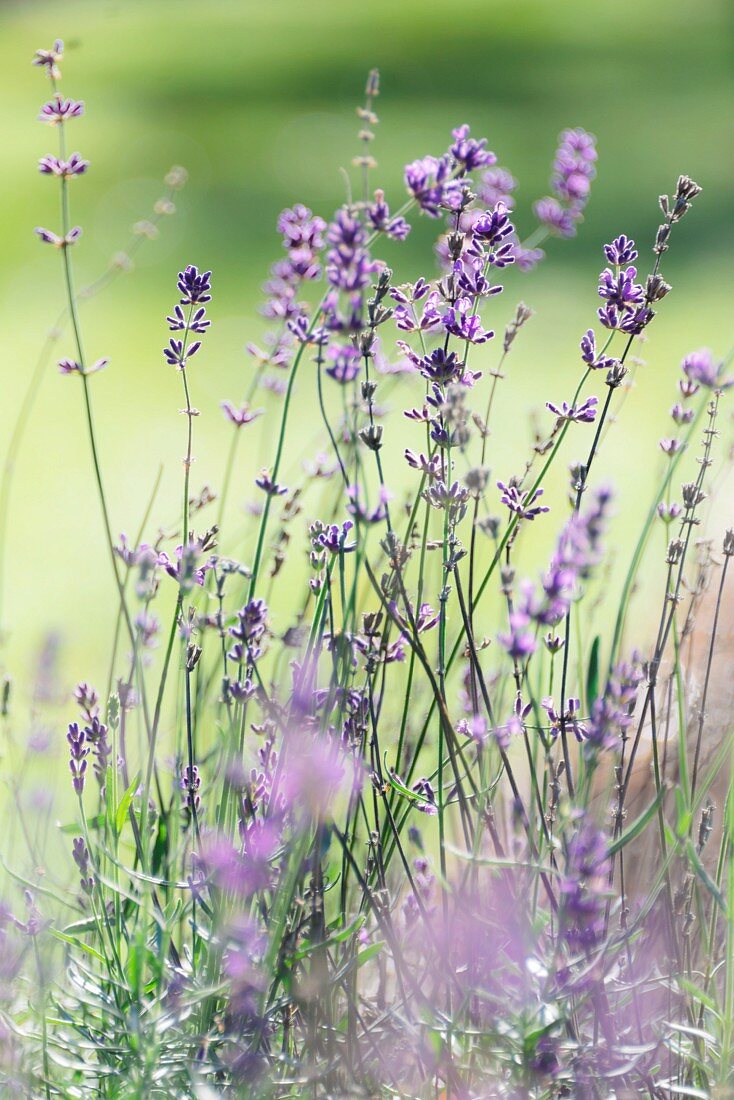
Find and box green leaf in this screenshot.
[355,941,384,968]
[115,771,140,836]
[58,814,105,835]
[685,838,724,909]
[609,786,666,855]
[50,928,105,963]
[586,635,600,708]
[674,785,692,838]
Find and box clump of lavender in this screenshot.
[8,41,733,1100]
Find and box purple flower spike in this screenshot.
[442,297,494,344]
[597,266,645,310]
[318,521,356,555]
[497,481,550,521]
[177,265,212,305]
[559,815,611,955]
[67,722,88,796]
[603,234,638,265]
[449,124,497,172]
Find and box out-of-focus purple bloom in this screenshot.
[498,608,537,662]
[38,152,88,177]
[533,128,597,239]
[158,538,215,592]
[681,348,733,390]
[221,401,263,428]
[404,450,444,480]
[658,501,683,523]
[280,730,361,821]
[533,197,577,239]
[58,356,108,377]
[346,484,390,525]
[325,343,361,384]
[74,682,99,722]
[542,696,586,742]
[478,167,517,210]
[493,693,532,749]
[33,40,64,79]
[559,815,611,955]
[551,127,597,204]
[546,396,598,423]
[278,204,326,252]
[670,402,694,426]
[404,154,463,218]
[585,658,643,751]
[511,240,546,271]
[287,314,327,346]
[366,189,411,240]
[39,95,84,124]
[35,225,82,248]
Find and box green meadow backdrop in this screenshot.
[1,0,732,693]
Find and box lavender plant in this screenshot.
[2,40,733,1098]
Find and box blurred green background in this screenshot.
[1,0,733,691]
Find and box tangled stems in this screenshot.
[48,82,138,658]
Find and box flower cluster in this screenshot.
[534,128,597,238]
[163,266,212,369]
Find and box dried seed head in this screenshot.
[666,538,685,565]
[359,424,383,451]
[645,273,672,303]
[605,361,627,389]
[365,69,380,97]
[164,165,188,190]
[681,482,706,510]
